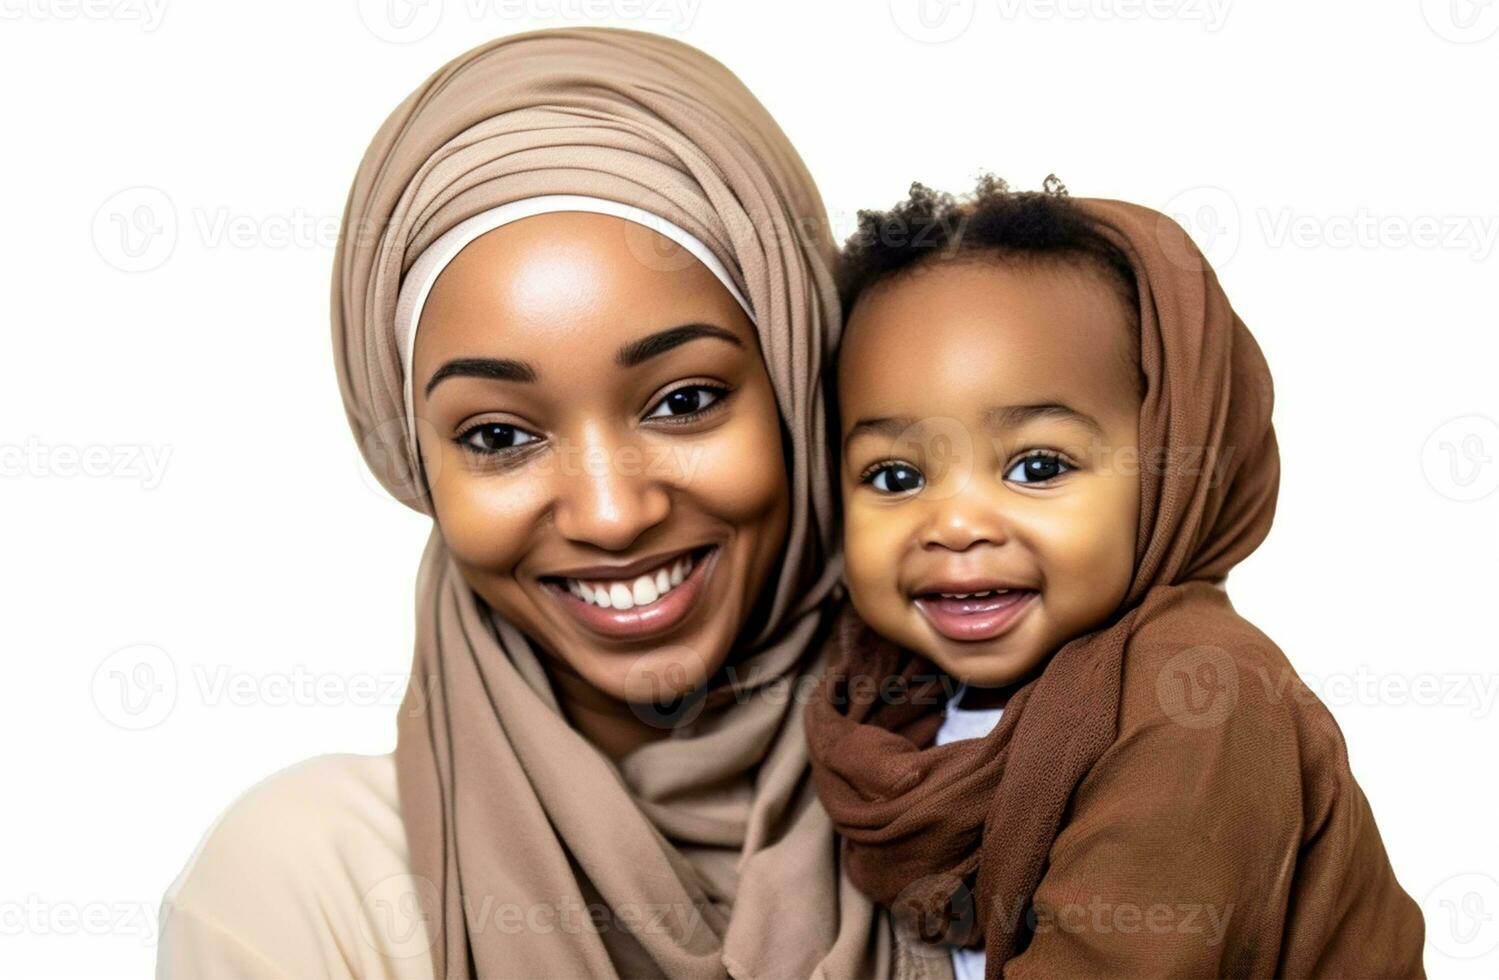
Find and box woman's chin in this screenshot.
[578,640,731,726]
[526,612,737,707]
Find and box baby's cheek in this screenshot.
[1084,467,1141,608]
[842,502,909,608]
[1035,490,1136,635]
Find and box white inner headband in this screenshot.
[394,194,756,459]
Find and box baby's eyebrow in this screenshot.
[846,405,1103,442]
[846,415,916,441]
[984,403,1105,436]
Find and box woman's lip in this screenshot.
[546,544,700,581]
[542,545,719,642]
[913,589,1037,642]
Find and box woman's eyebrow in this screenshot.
[616,323,742,367]
[425,357,537,397]
[984,403,1105,436]
[423,323,742,397]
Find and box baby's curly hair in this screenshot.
[836,174,1140,324]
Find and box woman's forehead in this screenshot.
[414,212,754,363]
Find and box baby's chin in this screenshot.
[848,591,1050,690]
[914,592,1050,685]
[919,637,1050,690]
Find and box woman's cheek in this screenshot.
[674,402,788,527]
[434,458,552,572]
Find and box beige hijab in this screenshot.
[331,28,896,980]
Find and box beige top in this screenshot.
[155,752,955,980]
[156,753,435,979]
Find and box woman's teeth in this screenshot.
[565,554,694,610]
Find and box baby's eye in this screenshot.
[645,384,726,419]
[862,462,925,495]
[1004,453,1071,484]
[458,422,541,455]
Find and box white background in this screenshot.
[3,0,1496,976]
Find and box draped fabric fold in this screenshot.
[332,27,891,979]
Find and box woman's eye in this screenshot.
[458,422,540,455]
[645,385,724,419]
[864,462,925,495]
[1004,453,1071,484]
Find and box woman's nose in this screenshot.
[549,425,672,551]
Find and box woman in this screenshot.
[156,29,935,979]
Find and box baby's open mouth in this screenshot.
[912,586,1038,642]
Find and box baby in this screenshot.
[806,177,1425,979]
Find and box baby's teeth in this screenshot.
[654,568,671,594]
[633,575,658,606]
[670,560,686,586]
[610,582,634,610]
[594,583,613,608]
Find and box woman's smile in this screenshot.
[539,543,721,641]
